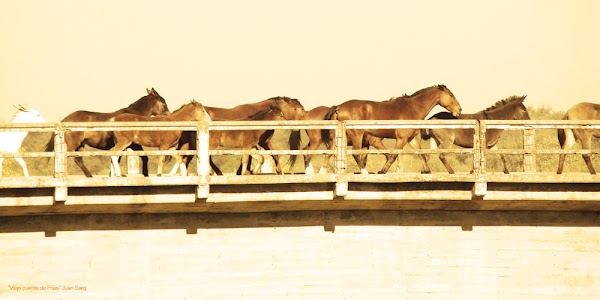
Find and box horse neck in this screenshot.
[165,104,196,121]
[122,96,156,116]
[480,104,520,120]
[205,101,271,119]
[400,90,442,119]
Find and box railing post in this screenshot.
[196,120,210,199]
[53,124,68,202]
[334,121,348,198]
[523,126,536,173]
[472,120,487,197]
[126,148,142,176]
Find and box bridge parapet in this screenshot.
[0,120,598,215]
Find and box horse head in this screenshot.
[436,85,462,117]
[511,95,530,120]
[143,87,171,116]
[12,105,45,123]
[190,100,211,122]
[273,96,306,121]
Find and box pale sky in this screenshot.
[1,0,599,122]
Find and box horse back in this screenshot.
[565,102,600,121]
[61,110,119,122]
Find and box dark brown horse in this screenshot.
[108,100,209,177]
[208,105,287,175]
[557,102,600,174]
[294,106,382,174]
[324,85,462,174]
[168,96,306,175]
[43,88,170,177]
[422,95,529,174]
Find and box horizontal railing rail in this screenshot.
[1,119,598,202]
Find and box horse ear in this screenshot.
[147,88,152,94]
[14,104,28,112]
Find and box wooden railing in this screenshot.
[0,120,599,203]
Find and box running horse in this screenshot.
[292,106,382,175]
[168,96,306,176]
[421,95,530,174]
[108,100,209,177]
[557,102,600,174]
[43,88,170,177]
[324,85,462,174]
[0,105,46,177]
[206,105,288,175]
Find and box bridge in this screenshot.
[1,119,599,216]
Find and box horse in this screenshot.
[324,85,462,174]
[294,106,383,175]
[557,102,600,174]
[209,105,288,175]
[169,105,288,176]
[0,105,45,177]
[168,96,306,176]
[107,100,210,177]
[43,88,170,177]
[421,95,530,174]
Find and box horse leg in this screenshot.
[129,143,149,176]
[379,137,407,174]
[209,156,223,176]
[366,136,393,172]
[240,153,251,175]
[260,140,283,175]
[251,151,265,174]
[557,128,575,174]
[408,136,431,174]
[14,157,30,178]
[491,145,510,174]
[304,129,321,175]
[347,132,368,174]
[72,143,94,178]
[0,158,3,176]
[74,156,93,178]
[437,140,456,174]
[109,141,132,177]
[580,135,597,175]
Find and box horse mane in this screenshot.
[482,95,526,113]
[170,100,200,114]
[125,91,164,111]
[249,105,281,120]
[271,96,303,106]
[410,85,447,97]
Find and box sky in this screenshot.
[1,0,599,122]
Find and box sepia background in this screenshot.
[1,0,599,121]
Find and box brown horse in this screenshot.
[324,85,462,174]
[43,88,170,177]
[108,100,209,177]
[422,95,530,174]
[168,96,306,175]
[208,105,287,175]
[557,102,600,174]
[294,106,382,175]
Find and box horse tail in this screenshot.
[322,106,338,148]
[286,130,302,169]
